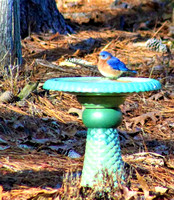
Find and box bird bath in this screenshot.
[43,77,161,188]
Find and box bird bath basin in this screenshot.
[43,77,161,188]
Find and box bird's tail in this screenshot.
[131,70,137,73]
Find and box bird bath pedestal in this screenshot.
[43,77,161,188]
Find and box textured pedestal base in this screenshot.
[81,128,125,187]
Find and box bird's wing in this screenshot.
[107,57,128,71]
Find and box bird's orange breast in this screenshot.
[98,59,123,78]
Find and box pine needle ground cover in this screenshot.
[0,0,174,199]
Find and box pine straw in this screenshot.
[0,149,83,199]
[0,0,173,199]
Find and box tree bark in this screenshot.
[20,0,73,38]
[0,0,22,69]
[0,0,73,72]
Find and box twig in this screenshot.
[152,21,168,38]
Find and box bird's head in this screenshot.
[99,51,113,60]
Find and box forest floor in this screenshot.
[0,0,174,199]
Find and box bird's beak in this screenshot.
[97,55,100,63]
[98,54,102,59]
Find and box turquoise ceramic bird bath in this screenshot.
[43,77,161,188]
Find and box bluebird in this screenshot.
[98,51,137,79]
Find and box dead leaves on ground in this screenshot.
[130,111,161,128]
[0,0,173,199]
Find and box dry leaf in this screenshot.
[130,112,161,128]
[154,186,168,195]
[149,92,169,101]
[135,170,150,199]
[68,107,84,119]
[122,186,138,200]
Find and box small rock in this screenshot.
[68,149,81,158]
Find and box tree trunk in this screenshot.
[0,0,73,72]
[20,0,73,38]
[0,0,22,70]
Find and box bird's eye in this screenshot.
[101,54,108,59]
